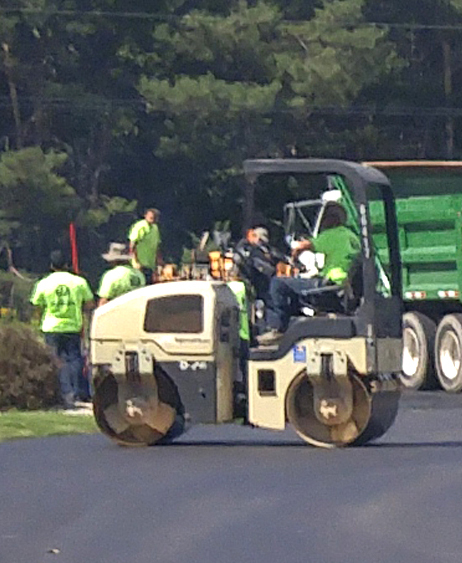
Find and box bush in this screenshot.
[0,322,59,410]
[0,270,37,323]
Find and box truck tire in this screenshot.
[435,314,462,392]
[401,312,437,390]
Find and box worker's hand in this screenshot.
[132,259,141,270]
[291,239,311,257]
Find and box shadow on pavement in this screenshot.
[161,440,462,449]
[161,440,308,448]
[364,440,462,449]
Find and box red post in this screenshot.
[69,222,79,274]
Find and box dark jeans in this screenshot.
[45,332,83,402]
[141,267,154,285]
[267,276,323,332]
[238,338,249,388]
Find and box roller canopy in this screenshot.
[243,158,391,189]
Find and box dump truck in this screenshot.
[363,162,462,392]
[90,159,403,448]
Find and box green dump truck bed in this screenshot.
[370,192,462,302]
[364,161,462,393]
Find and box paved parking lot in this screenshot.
[1,390,462,563]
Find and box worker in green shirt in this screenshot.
[97,242,145,306]
[128,208,162,285]
[258,202,361,344]
[228,275,251,421]
[228,278,250,378]
[30,250,95,409]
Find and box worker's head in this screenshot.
[253,226,269,245]
[102,242,132,264]
[144,208,160,225]
[228,262,243,281]
[50,250,69,271]
[319,202,347,231]
[246,228,258,245]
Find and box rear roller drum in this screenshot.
[93,370,185,446]
[286,372,400,448]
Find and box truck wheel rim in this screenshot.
[402,327,420,377]
[439,331,461,381]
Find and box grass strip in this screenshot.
[0,409,98,443]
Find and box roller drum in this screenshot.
[286,372,400,448]
[93,370,185,447]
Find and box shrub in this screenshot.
[0,322,59,410]
[0,270,37,323]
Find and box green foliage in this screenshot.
[140,74,281,115]
[277,0,404,104]
[136,0,404,184]
[78,195,137,228]
[0,212,20,240]
[0,147,79,230]
[1,0,462,271]
[0,322,59,410]
[0,270,37,323]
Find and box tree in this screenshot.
[0,147,78,268]
[0,1,142,272]
[362,0,462,158]
[133,0,402,239]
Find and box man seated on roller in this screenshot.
[257,202,360,345]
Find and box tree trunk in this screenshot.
[2,43,23,149]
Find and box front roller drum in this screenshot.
[286,372,400,448]
[93,371,185,447]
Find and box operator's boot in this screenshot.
[256,329,284,345]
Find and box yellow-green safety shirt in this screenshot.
[312,225,361,284]
[228,280,250,341]
[30,271,94,333]
[128,219,161,269]
[98,264,145,300]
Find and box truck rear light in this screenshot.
[437,290,459,299]
[405,291,427,300]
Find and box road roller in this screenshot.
[90,158,403,448]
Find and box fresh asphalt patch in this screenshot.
[1,390,462,563]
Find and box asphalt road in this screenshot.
[2,391,462,563]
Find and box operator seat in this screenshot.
[297,256,363,316]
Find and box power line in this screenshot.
[1,8,462,31]
[0,9,174,20]
[0,97,462,117]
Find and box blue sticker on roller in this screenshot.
[293,345,306,363]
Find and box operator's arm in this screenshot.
[129,240,140,268]
[291,239,313,258]
[84,299,96,311]
[128,221,146,268]
[96,271,113,307]
[81,280,96,312]
[29,280,45,323]
[155,227,163,268]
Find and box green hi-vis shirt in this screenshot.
[97,265,145,300]
[128,219,161,269]
[30,272,94,333]
[228,281,250,341]
[312,225,361,284]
